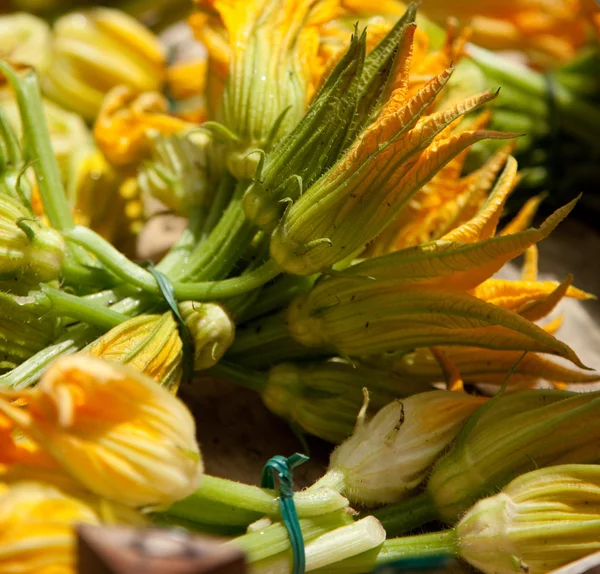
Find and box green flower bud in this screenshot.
[314,391,485,507]
[86,312,183,393]
[457,464,600,574]
[138,133,208,216]
[179,301,235,370]
[269,71,510,275]
[262,361,431,444]
[0,291,61,370]
[428,390,600,524]
[0,195,64,285]
[241,28,367,230]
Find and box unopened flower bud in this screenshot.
[0,194,64,285]
[314,391,485,506]
[0,355,203,508]
[179,301,235,370]
[138,133,208,216]
[428,389,600,524]
[270,71,511,275]
[0,481,144,573]
[86,312,183,393]
[42,8,165,120]
[457,465,600,574]
[263,361,432,443]
[0,13,51,72]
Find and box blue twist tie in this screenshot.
[261,453,309,574]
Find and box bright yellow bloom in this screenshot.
[166,59,208,123]
[41,8,165,120]
[86,313,183,393]
[0,355,203,508]
[94,86,189,167]
[0,481,144,574]
[342,0,591,69]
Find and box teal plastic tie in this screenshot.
[261,453,309,574]
[146,265,195,385]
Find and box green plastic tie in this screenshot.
[146,265,195,385]
[261,453,309,574]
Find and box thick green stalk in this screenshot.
[174,475,348,521]
[173,259,281,301]
[228,312,329,367]
[176,182,256,282]
[312,530,459,574]
[39,286,127,330]
[0,63,73,231]
[370,492,439,537]
[165,496,262,528]
[228,512,352,564]
[207,362,268,393]
[251,517,386,573]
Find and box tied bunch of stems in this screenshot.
[0,0,599,572]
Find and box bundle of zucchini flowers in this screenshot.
[0,1,599,573]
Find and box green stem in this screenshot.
[252,517,386,573]
[39,286,127,331]
[60,259,121,291]
[467,44,600,150]
[178,182,256,282]
[0,296,145,389]
[172,259,281,301]
[228,312,327,367]
[228,512,352,564]
[240,273,318,322]
[370,491,439,537]
[165,496,262,528]
[310,469,346,494]
[313,530,459,574]
[0,64,73,231]
[175,475,348,521]
[65,226,160,295]
[152,513,247,538]
[207,361,268,393]
[0,323,95,389]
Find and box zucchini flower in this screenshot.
[285,183,585,364]
[457,464,600,574]
[194,0,342,178]
[262,360,431,443]
[94,87,189,167]
[0,193,65,286]
[428,389,600,525]
[41,8,165,120]
[0,481,144,574]
[138,133,209,216]
[85,313,183,393]
[0,13,51,72]
[312,391,485,506]
[0,355,203,508]
[270,62,513,275]
[179,301,235,370]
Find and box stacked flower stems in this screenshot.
[0,1,599,572]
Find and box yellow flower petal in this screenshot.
[0,356,203,508]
